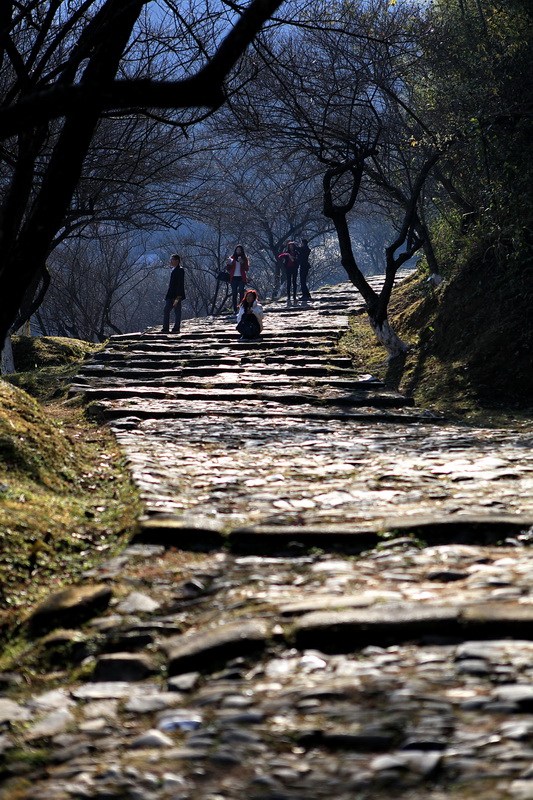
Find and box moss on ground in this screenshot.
[0,341,142,643]
[7,336,101,401]
[339,267,533,424]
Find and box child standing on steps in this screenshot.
[236,289,264,341]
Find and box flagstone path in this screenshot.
[3,274,533,799]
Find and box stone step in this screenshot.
[144,333,332,346]
[90,354,355,369]
[293,602,533,653]
[71,376,385,391]
[76,364,361,379]
[110,327,342,342]
[263,305,353,315]
[135,512,533,553]
[94,345,339,361]
[81,357,356,373]
[89,400,436,423]
[102,340,340,355]
[74,386,412,407]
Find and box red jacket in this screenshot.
[278,252,298,269]
[228,258,249,283]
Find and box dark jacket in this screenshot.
[165,266,185,301]
[298,244,310,266]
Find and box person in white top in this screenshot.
[236,289,264,341]
[226,245,250,314]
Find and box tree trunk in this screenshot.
[368,314,408,358]
[328,212,377,304]
[19,320,31,336]
[0,0,146,344]
[272,261,286,299]
[329,212,407,356]
[1,336,15,375]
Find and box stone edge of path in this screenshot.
[135,513,533,553]
[90,404,442,423]
[157,603,533,674]
[291,601,533,654]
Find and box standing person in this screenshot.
[278,241,299,307]
[298,238,312,301]
[227,245,249,315]
[161,254,185,333]
[236,289,264,341]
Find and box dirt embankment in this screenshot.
[0,339,141,638]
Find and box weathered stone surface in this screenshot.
[129,729,174,749]
[293,603,461,651]
[28,584,113,630]
[461,603,533,637]
[116,592,161,614]
[167,672,200,692]
[0,698,32,723]
[124,693,183,714]
[10,275,533,800]
[92,652,158,682]
[71,681,160,700]
[279,593,378,616]
[135,516,224,548]
[164,619,272,675]
[27,689,74,711]
[25,709,74,741]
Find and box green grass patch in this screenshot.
[339,267,533,424]
[0,339,142,643]
[6,336,102,401]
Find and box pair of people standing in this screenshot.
[278,239,312,306]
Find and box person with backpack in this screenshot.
[236,289,264,341]
[226,245,250,315]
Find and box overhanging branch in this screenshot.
[0,0,286,141]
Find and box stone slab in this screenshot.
[163,619,273,675]
[293,603,462,652]
[134,517,225,550]
[228,514,533,553]
[93,404,438,423]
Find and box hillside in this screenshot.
[0,351,141,637]
[341,256,533,418]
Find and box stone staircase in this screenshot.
[69,277,422,423]
[3,274,533,800]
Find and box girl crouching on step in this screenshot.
[236,290,264,341]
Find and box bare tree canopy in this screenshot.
[0,0,285,344]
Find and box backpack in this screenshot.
[237,314,261,339]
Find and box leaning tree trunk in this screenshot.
[323,158,410,358]
[367,312,408,358]
[328,209,408,357]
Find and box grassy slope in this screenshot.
[340,263,533,421]
[0,338,142,639]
